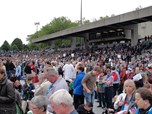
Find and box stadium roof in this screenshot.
[32,6,152,43]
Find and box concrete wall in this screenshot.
[138,22,152,38]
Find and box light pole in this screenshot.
[34,22,40,38]
[80,0,83,49]
[80,0,82,25]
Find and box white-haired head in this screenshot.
[30,95,48,111]
[49,89,73,106]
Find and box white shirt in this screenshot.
[63,63,76,80]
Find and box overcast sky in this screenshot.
[0,0,152,46]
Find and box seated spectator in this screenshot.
[22,74,35,113]
[49,89,78,114]
[22,74,35,100]
[135,87,152,114]
[77,102,95,114]
[28,95,48,114]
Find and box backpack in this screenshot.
[112,71,118,81]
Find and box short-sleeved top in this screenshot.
[81,72,96,90]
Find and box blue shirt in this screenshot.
[74,72,85,95]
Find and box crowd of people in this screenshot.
[0,38,152,114]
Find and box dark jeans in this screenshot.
[118,83,124,94]
[105,86,113,108]
[74,94,84,109]
[113,83,119,97]
[98,92,105,107]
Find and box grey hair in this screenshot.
[46,67,59,77]
[49,89,73,106]
[30,95,48,109]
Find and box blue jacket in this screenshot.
[74,72,85,95]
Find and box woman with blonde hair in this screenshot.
[114,79,136,113]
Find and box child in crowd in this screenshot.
[77,103,95,114]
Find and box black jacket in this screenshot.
[0,76,16,114]
[77,104,95,114]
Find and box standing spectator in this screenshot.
[0,67,16,114]
[4,59,10,78]
[73,64,85,109]
[97,70,106,108]
[111,66,120,96]
[15,61,22,80]
[133,67,144,89]
[24,62,32,75]
[82,66,100,105]
[49,89,78,114]
[0,59,7,77]
[8,60,16,77]
[63,61,76,80]
[58,62,64,77]
[45,67,69,113]
[102,67,114,108]
[118,65,127,94]
[30,61,36,73]
[10,77,23,114]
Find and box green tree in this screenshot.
[11,44,19,51]
[22,44,29,51]
[11,38,23,50]
[1,40,10,51]
[28,43,39,50]
[27,16,79,48]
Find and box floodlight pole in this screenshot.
[34,22,40,38]
[80,0,83,49]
